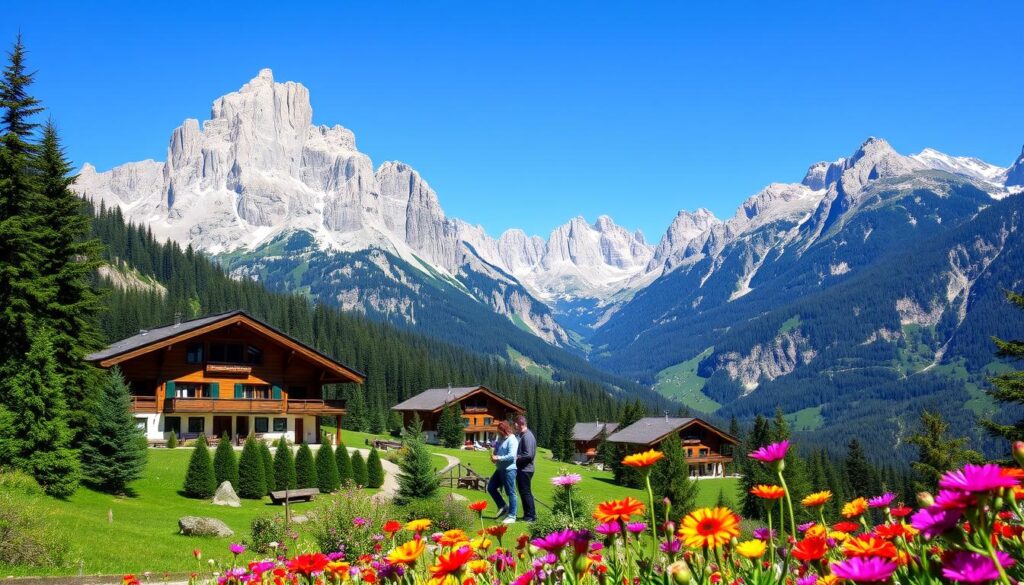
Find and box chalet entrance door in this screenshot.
[294,418,304,443]
[236,416,249,439]
[213,416,232,440]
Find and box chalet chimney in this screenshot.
[174,312,182,326]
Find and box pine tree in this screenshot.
[350,450,368,487]
[213,432,239,488]
[366,447,384,488]
[79,368,147,494]
[596,425,616,469]
[315,441,340,493]
[0,326,80,497]
[845,439,880,498]
[258,440,276,495]
[650,434,698,516]
[336,441,353,486]
[294,442,318,489]
[612,400,646,487]
[395,433,439,504]
[740,415,773,519]
[273,438,297,490]
[909,410,983,491]
[183,435,217,498]
[437,403,464,449]
[167,430,178,449]
[982,290,1024,444]
[237,436,267,499]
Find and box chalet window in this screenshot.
[699,448,709,457]
[255,417,269,433]
[135,417,147,431]
[484,417,492,425]
[175,383,205,398]
[273,418,287,432]
[165,416,181,435]
[686,448,693,457]
[209,342,244,363]
[186,343,204,364]
[246,345,263,365]
[241,385,271,399]
[462,417,470,427]
[188,417,205,433]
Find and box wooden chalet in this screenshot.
[85,310,365,445]
[607,416,738,477]
[571,421,619,463]
[391,386,525,445]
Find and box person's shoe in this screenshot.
[502,515,516,524]
[522,517,536,523]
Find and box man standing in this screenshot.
[514,415,537,522]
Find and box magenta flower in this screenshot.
[797,521,815,532]
[551,473,582,487]
[830,557,898,583]
[910,506,963,539]
[749,440,789,464]
[512,570,537,585]
[229,543,246,555]
[934,489,974,510]
[626,521,648,534]
[352,517,368,527]
[594,521,621,536]
[939,463,1020,493]
[531,529,575,553]
[753,527,777,541]
[868,492,896,508]
[797,575,818,585]
[941,551,1015,584]
[660,539,682,554]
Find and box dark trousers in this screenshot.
[516,470,536,520]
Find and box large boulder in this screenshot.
[179,516,234,537]
[213,481,241,507]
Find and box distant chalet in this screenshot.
[391,385,525,445]
[606,416,738,477]
[86,310,365,445]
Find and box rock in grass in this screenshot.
[212,481,241,507]
[179,516,234,537]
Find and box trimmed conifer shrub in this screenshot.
[351,450,368,487]
[315,441,340,493]
[395,433,439,504]
[183,435,216,498]
[237,436,266,499]
[259,440,276,495]
[336,442,353,486]
[79,368,147,494]
[366,447,384,489]
[213,432,238,488]
[273,438,297,490]
[294,442,317,489]
[166,430,178,449]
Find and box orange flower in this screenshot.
[466,560,491,574]
[805,524,827,539]
[842,497,868,518]
[325,561,351,579]
[843,534,898,559]
[801,491,833,508]
[749,485,786,500]
[622,449,665,468]
[468,501,488,513]
[817,576,840,585]
[387,539,426,565]
[405,519,432,533]
[430,545,475,581]
[123,576,141,585]
[439,529,470,547]
[677,507,740,549]
[874,522,918,540]
[790,536,827,561]
[485,524,508,538]
[593,497,646,523]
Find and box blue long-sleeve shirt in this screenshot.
[494,434,519,470]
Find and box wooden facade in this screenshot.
[87,311,365,445]
[391,386,525,446]
[607,417,738,477]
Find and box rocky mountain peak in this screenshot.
[1006,145,1024,187]
[801,161,830,190]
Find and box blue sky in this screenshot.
[5,1,1023,240]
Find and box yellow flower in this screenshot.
[438,529,469,547]
[622,449,665,468]
[805,524,827,539]
[842,497,868,518]
[405,518,432,533]
[470,536,492,551]
[734,539,767,559]
[386,539,426,565]
[817,576,840,585]
[828,530,850,542]
[677,507,740,549]
[466,560,491,574]
[801,490,833,508]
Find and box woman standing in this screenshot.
[487,421,519,524]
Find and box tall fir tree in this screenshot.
[612,400,647,487]
[650,434,698,516]
[294,442,318,489]
[909,410,983,491]
[366,447,384,489]
[395,433,439,504]
[437,403,464,449]
[237,436,267,499]
[740,414,773,519]
[845,439,881,498]
[273,438,297,490]
[336,442,353,486]
[315,441,340,493]
[183,435,216,498]
[350,450,368,487]
[982,289,1024,445]
[258,440,276,496]
[213,432,239,488]
[79,368,147,494]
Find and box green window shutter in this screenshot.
[272,385,282,400]
[209,382,219,398]
[234,383,244,398]
[165,380,176,396]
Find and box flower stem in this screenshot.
[777,471,797,543]
[644,471,658,561]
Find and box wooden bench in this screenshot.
[457,476,487,490]
[269,488,320,504]
[371,439,403,451]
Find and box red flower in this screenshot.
[287,553,330,576]
[122,576,141,585]
[469,501,488,513]
[833,521,861,533]
[383,520,402,534]
[889,506,912,518]
[791,537,827,561]
[485,524,508,538]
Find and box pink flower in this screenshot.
[626,521,647,534]
[749,440,789,464]
[939,463,1020,493]
[531,529,574,553]
[910,506,963,539]
[830,557,898,583]
[867,492,896,508]
[551,473,582,487]
[512,570,537,585]
[941,551,1015,584]
[934,489,974,510]
[797,576,818,585]
[797,521,815,532]
[229,543,246,555]
[594,521,621,536]
[352,517,368,527]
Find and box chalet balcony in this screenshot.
[685,453,733,464]
[462,407,490,414]
[130,395,159,413]
[287,399,346,415]
[164,397,285,413]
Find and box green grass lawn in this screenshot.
[4,432,739,577]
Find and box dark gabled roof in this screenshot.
[85,309,365,383]
[572,422,619,442]
[607,416,739,446]
[391,385,525,414]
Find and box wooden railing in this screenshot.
[130,395,159,413]
[164,398,284,413]
[287,399,346,414]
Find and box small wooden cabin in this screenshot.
[607,416,738,477]
[391,386,525,445]
[572,421,619,463]
[85,310,365,445]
